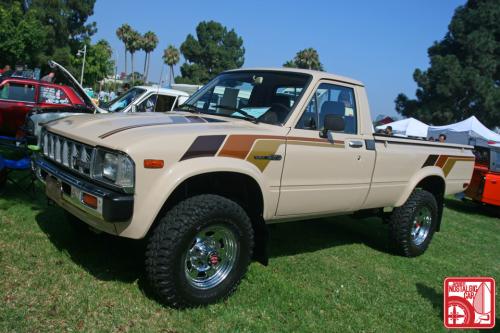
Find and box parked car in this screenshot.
[25,61,190,144]
[35,68,474,307]
[0,69,94,137]
[465,143,500,207]
[100,86,189,113]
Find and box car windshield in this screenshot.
[181,71,311,125]
[104,87,146,112]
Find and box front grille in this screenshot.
[42,131,94,176]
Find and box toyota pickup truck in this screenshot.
[35,68,475,307]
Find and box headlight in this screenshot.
[92,149,135,192]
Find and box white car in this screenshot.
[101,86,189,113]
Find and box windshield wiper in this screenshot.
[178,103,200,113]
[213,104,258,123]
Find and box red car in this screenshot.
[0,75,92,137]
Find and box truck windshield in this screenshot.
[180,71,311,125]
[104,87,146,112]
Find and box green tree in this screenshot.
[163,45,180,86]
[126,30,142,84]
[0,2,47,66]
[116,24,132,76]
[0,0,96,71]
[142,31,158,82]
[395,0,500,128]
[283,48,324,71]
[177,21,245,84]
[71,39,114,87]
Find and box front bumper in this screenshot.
[36,157,134,231]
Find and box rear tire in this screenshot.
[389,189,438,257]
[145,194,254,308]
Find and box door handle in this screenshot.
[349,141,364,148]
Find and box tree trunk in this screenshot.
[124,46,128,76]
[131,52,135,85]
[170,65,175,85]
[143,52,148,81]
[146,53,151,82]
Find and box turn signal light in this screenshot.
[144,159,164,169]
[82,193,98,209]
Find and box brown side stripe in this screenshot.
[180,135,226,161]
[218,135,285,159]
[99,122,174,139]
[421,154,475,177]
[422,154,439,168]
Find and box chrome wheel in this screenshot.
[411,206,432,246]
[183,224,238,290]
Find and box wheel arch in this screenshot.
[396,169,446,231]
[151,170,269,265]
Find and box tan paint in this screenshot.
[39,67,475,239]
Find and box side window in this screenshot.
[0,82,36,102]
[155,95,176,112]
[39,86,70,105]
[137,94,157,112]
[296,83,357,134]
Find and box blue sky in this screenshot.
[90,0,465,118]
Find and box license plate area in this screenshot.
[46,176,62,202]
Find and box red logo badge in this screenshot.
[444,277,495,329]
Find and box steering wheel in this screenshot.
[260,103,290,124]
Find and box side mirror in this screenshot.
[320,114,344,138]
[130,104,137,113]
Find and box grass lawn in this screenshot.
[1,179,499,332]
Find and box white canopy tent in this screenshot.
[427,116,500,146]
[375,118,429,138]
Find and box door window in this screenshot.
[155,95,176,112]
[297,83,357,134]
[39,86,70,105]
[0,82,36,102]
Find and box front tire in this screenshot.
[145,194,254,307]
[389,189,438,257]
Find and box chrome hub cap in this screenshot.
[411,206,432,246]
[183,224,238,290]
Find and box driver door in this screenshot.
[277,81,375,216]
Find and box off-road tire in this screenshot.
[389,189,438,257]
[145,194,254,308]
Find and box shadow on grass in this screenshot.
[35,205,393,304]
[268,216,391,258]
[35,207,146,284]
[416,283,443,321]
[444,198,499,219]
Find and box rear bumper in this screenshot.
[36,157,133,229]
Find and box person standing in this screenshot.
[438,134,447,143]
[41,72,55,82]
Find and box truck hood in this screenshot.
[44,112,239,145]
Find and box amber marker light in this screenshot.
[144,159,164,169]
[82,193,98,209]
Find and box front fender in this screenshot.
[115,157,274,239]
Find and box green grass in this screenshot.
[0,179,499,332]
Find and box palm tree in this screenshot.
[162,45,180,86]
[126,30,142,84]
[295,48,324,71]
[116,24,132,76]
[142,31,159,82]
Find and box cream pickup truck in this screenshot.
[35,68,474,307]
